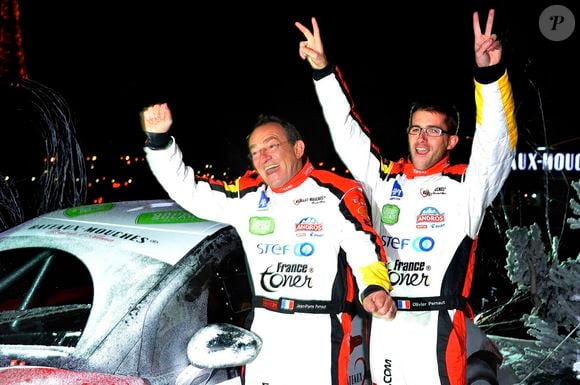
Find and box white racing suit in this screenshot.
[312,64,517,385]
[144,146,393,385]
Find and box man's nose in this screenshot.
[256,147,272,161]
[417,129,428,139]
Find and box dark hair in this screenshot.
[246,114,307,161]
[247,114,303,144]
[408,99,460,135]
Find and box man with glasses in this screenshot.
[140,109,396,385]
[296,8,517,385]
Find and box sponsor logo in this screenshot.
[419,186,447,197]
[294,242,315,256]
[295,223,323,231]
[258,190,270,209]
[352,195,369,218]
[383,358,393,384]
[383,236,435,252]
[136,210,206,224]
[260,262,314,292]
[293,195,326,205]
[392,260,427,271]
[295,217,324,237]
[388,259,431,287]
[249,216,275,235]
[348,357,366,385]
[381,204,400,225]
[64,203,114,217]
[27,223,151,244]
[348,371,363,385]
[256,242,315,257]
[390,180,403,200]
[416,206,445,229]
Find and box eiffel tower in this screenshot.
[0,0,87,231]
[0,0,27,79]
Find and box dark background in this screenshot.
[15,1,576,176]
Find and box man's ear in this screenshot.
[294,140,306,158]
[447,135,459,150]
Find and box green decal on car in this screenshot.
[65,203,114,217]
[136,210,207,224]
[249,216,275,235]
[381,204,400,225]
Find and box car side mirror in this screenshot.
[187,323,262,369]
[176,323,262,385]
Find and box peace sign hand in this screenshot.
[295,17,329,70]
[473,9,502,67]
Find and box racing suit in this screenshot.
[145,141,393,385]
[311,63,517,385]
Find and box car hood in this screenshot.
[0,199,229,266]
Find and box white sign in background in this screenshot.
[512,152,580,172]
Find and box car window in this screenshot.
[207,244,252,327]
[0,248,93,348]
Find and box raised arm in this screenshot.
[295,16,383,186]
[465,9,517,237]
[473,9,502,68]
[295,17,329,70]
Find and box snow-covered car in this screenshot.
[0,199,371,385]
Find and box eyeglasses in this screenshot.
[249,141,288,160]
[407,125,450,137]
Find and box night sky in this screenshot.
[14,0,577,176]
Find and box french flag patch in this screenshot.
[280,299,295,311]
[397,299,411,310]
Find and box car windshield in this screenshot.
[0,248,93,348]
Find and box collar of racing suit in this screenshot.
[402,154,450,179]
[271,159,314,193]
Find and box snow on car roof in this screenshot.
[0,199,230,265]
